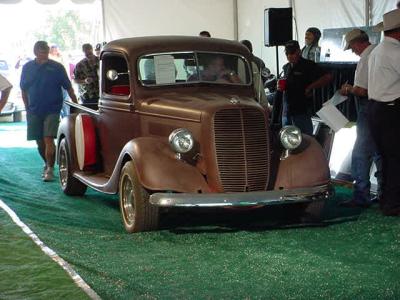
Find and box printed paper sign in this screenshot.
[154,55,176,84]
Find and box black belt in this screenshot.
[370,98,400,106]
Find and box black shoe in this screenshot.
[339,199,371,208]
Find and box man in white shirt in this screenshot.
[368,9,400,216]
[339,29,381,208]
[0,74,12,113]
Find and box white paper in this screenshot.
[154,55,176,84]
[323,90,348,106]
[316,103,349,132]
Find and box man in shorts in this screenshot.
[20,41,78,182]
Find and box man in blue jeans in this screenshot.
[339,29,382,208]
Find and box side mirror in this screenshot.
[106,69,119,81]
[106,69,130,81]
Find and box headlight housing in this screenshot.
[168,128,194,154]
[279,126,302,150]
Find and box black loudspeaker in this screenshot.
[264,8,293,46]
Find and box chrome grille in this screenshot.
[214,108,270,192]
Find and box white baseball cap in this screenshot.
[343,29,367,50]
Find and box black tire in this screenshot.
[119,161,159,233]
[58,138,87,196]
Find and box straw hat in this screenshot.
[373,8,400,32]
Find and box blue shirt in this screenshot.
[20,59,72,115]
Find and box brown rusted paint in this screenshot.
[128,137,210,193]
[274,136,330,190]
[58,36,331,197]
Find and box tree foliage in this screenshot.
[35,10,91,51]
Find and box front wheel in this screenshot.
[58,138,87,196]
[119,161,159,233]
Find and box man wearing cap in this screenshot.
[368,9,400,216]
[20,41,78,182]
[339,29,382,208]
[280,40,332,135]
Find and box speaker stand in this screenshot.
[275,46,280,78]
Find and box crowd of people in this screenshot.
[276,8,400,216]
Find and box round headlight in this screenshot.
[168,128,194,154]
[279,126,302,150]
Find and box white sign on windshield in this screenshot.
[154,55,176,84]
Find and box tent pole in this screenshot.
[365,0,371,26]
[233,0,238,40]
[101,0,106,41]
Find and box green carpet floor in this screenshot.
[0,209,90,300]
[1,122,399,299]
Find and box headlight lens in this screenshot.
[168,128,194,154]
[279,126,302,150]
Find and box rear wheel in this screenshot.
[58,138,87,196]
[119,161,159,233]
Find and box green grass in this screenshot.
[0,123,399,299]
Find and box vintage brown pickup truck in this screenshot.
[57,36,333,233]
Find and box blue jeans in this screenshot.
[282,105,313,137]
[351,101,382,203]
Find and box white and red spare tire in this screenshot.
[75,114,97,170]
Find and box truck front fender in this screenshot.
[274,135,331,190]
[119,137,210,193]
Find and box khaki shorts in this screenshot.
[27,113,60,141]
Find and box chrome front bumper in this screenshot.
[149,184,334,207]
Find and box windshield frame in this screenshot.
[137,51,253,87]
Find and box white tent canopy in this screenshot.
[102,0,236,40]
[102,0,398,74]
[1,0,398,74]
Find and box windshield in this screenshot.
[138,52,251,86]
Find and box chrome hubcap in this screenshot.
[59,144,68,188]
[122,175,135,225]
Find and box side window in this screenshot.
[102,54,130,96]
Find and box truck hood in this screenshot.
[138,92,261,122]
